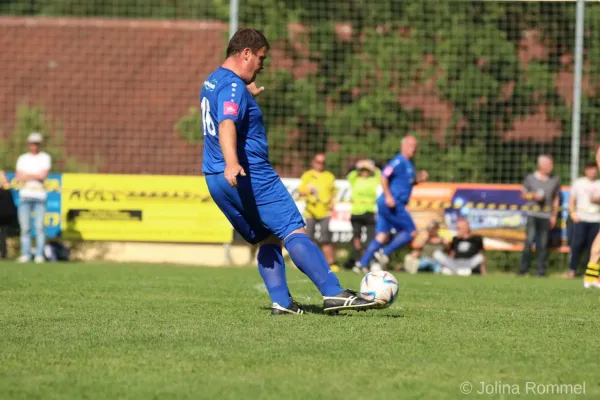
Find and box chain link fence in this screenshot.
[1,1,599,184]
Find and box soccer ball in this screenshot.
[359,271,399,308]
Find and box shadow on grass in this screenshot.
[382,313,404,318]
[262,305,404,318]
[261,304,326,315]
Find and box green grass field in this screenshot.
[1,262,599,399]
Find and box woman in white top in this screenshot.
[15,133,51,263]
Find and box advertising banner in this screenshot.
[282,179,571,252]
[4,173,62,239]
[408,183,570,252]
[61,174,232,243]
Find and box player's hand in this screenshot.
[224,163,246,187]
[550,215,557,229]
[247,82,265,97]
[571,214,580,223]
[385,195,396,209]
[417,170,429,183]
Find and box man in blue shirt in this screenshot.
[201,28,377,315]
[353,135,429,274]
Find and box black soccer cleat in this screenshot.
[271,300,306,315]
[323,289,378,314]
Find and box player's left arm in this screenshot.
[246,82,264,97]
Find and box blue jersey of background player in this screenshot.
[354,135,429,273]
[200,28,377,315]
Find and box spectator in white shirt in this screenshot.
[568,161,600,278]
[15,133,51,263]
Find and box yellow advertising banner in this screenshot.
[61,174,233,243]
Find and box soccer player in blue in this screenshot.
[353,135,429,274]
[200,28,378,315]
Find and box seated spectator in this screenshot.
[403,219,447,274]
[433,219,487,276]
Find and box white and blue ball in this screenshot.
[359,271,399,308]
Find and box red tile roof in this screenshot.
[0,17,227,174]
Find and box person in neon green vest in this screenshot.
[346,159,381,269]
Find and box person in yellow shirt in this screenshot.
[298,153,339,271]
[346,159,380,269]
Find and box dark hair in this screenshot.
[226,28,270,58]
[585,161,598,170]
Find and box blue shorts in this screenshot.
[376,198,416,235]
[206,173,305,244]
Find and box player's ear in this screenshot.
[243,48,252,61]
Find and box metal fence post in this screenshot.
[571,0,586,184]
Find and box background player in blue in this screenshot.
[353,135,429,274]
[200,28,378,315]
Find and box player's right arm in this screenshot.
[219,120,245,187]
[217,80,248,187]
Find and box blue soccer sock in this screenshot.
[257,244,292,308]
[284,233,343,297]
[383,230,413,256]
[359,238,384,267]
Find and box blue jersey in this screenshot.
[381,153,416,204]
[201,67,270,174]
[200,67,281,205]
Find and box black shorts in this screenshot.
[350,212,375,243]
